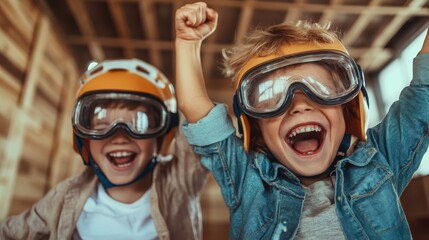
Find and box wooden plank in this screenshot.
[86,0,429,16]
[360,0,427,71]
[0,65,20,100]
[108,0,134,58]
[235,0,254,42]
[37,67,62,105]
[283,0,305,24]
[342,0,383,45]
[0,1,34,41]
[0,88,18,118]
[318,0,342,26]
[0,15,49,219]
[139,0,162,68]
[23,130,53,165]
[0,27,28,71]
[47,59,78,188]
[29,103,57,134]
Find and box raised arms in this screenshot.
[175,2,218,123]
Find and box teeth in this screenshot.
[117,162,132,168]
[289,125,322,138]
[109,151,132,158]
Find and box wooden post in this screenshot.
[46,59,79,189]
[0,15,49,219]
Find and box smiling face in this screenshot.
[89,131,157,185]
[88,104,158,185]
[257,63,346,178]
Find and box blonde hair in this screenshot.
[222,21,342,83]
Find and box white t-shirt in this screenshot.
[73,183,158,240]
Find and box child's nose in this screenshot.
[287,92,314,115]
[109,128,131,144]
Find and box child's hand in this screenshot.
[175,2,218,42]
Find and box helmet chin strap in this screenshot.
[265,134,352,181]
[88,155,157,189]
[75,135,157,189]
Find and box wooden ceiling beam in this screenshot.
[342,0,383,46]
[283,0,305,24]
[66,0,105,61]
[139,0,162,68]
[360,0,428,70]
[318,0,342,26]
[0,1,35,41]
[235,0,255,42]
[66,35,389,58]
[86,0,429,16]
[107,0,134,58]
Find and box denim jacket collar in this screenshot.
[252,143,377,194]
[253,152,305,197]
[341,143,377,167]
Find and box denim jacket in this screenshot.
[182,54,429,240]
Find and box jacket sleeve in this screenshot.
[0,184,65,239]
[367,53,429,193]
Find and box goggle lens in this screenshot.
[238,51,363,118]
[73,93,169,139]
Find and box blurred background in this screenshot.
[0,0,428,239]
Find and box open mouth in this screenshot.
[107,151,137,168]
[286,124,325,155]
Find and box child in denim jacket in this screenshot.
[0,59,207,239]
[175,2,429,239]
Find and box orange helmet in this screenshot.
[72,59,178,164]
[233,40,369,151]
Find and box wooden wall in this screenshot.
[0,0,83,218]
[0,2,427,239]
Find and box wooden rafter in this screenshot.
[360,0,428,71]
[139,0,162,68]
[108,0,134,58]
[0,15,49,219]
[67,0,105,61]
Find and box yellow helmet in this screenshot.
[233,40,369,151]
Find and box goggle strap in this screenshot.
[232,93,244,135]
[170,111,179,129]
[75,135,90,166]
[338,133,352,156]
[361,86,369,108]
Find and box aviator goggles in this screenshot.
[72,92,173,139]
[235,50,364,119]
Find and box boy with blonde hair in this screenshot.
[175,2,429,239]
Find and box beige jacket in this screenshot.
[0,131,208,240]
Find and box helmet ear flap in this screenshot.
[344,91,369,141]
[73,134,91,165]
[233,93,252,152]
[159,111,179,157]
[240,114,251,152]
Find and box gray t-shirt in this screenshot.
[296,176,345,240]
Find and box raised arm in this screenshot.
[418,28,429,55]
[175,2,218,123]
